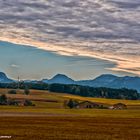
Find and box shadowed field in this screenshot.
[0,116,140,140]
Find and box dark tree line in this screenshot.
[48,84,139,100]
[0,82,48,90]
[0,82,139,100]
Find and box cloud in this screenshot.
[0,0,140,75]
[10,64,20,68]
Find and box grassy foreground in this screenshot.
[0,106,140,118]
[0,107,140,140]
[0,116,140,140]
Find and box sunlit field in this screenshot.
[0,88,140,139]
[0,88,140,107]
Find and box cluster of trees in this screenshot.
[0,83,30,95]
[8,89,30,95]
[0,82,139,100]
[0,94,34,106]
[0,82,47,91]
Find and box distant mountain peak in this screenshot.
[53,74,69,78]
[0,72,7,78]
[93,74,118,84]
[0,72,13,83]
[97,74,118,79]
[42,74,74,84]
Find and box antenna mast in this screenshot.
[17,76,20,90]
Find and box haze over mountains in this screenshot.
[0,72,140,93]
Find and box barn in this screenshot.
[109,103,127,110]
[75,101,101,109]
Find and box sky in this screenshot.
[0,0,140,80]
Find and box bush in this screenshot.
[8,90,17,94]
[8,100,18,106]
[0,94,8,105]
[24,100,35,106]
[67,99,78,109]
[24,87,30,95]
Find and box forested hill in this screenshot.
[0,82,139,100]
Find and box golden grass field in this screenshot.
[0,88,140,140]
[1,88,140,107]
[0,116,140,140]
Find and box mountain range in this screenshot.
[0,72,140,93]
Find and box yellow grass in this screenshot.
[0,88,140,109]
[0,88,140,140]
[63,94,140,105]
[0,116,139,140]
[0,105,139,118]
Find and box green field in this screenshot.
[0,88,140,140]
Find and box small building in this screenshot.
[109,103,127,110]
[75,101,101,109]
[17,100,25,106]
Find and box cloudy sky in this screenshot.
[0,0,140,80]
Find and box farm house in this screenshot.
[75,101,102,109]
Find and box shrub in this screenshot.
[67,99,78,109]
[0,94,8,105]
[24,86,30,95]
[24,100,35,106]
[8,90,17,94]
[8,100,18,106]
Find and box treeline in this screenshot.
[0,94,34,106]
[0,82,139,100]
[0,82,48,90]
[48,84,139,100]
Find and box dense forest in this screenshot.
[0,82,139,100]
